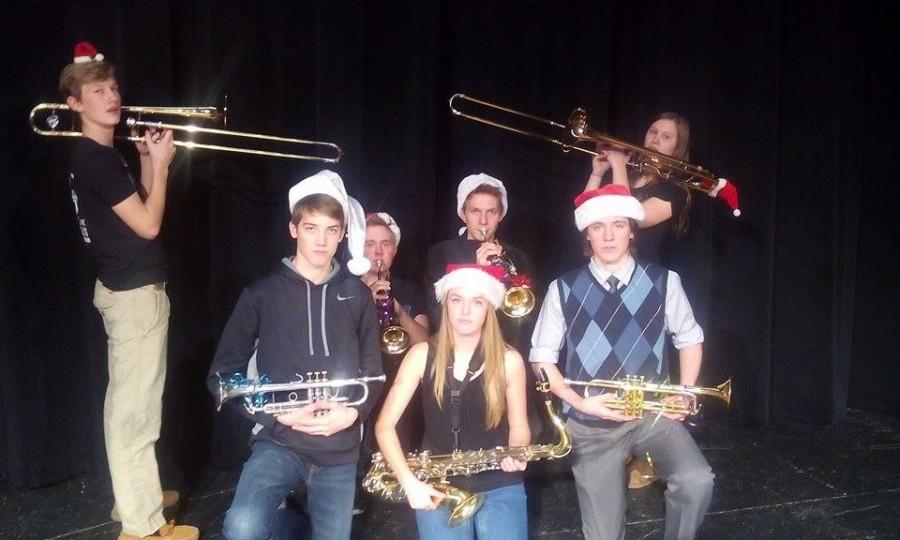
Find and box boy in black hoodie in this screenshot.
[208,170,382,540]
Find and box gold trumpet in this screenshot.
[564,375,732,417]
[449,94,740,216]
[29,102,343,162]
[479,227,535,318]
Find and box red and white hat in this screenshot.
[434,264,506,309]
[73,41,105,64]
[573,184,645,231]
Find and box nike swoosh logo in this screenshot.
[336,294,354,301]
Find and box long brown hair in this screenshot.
[635,112,693,236]
[430,300,508,429]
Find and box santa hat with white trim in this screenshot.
[73,41,105,64]
[573,184,645,231]
[434,264,507,309]
[288,170,371,276]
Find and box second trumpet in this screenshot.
[564,375,731,417]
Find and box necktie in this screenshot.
[607,275,620,295]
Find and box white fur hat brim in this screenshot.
[574,190,645,231]
[434,267,506,309]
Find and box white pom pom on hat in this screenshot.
[287,170,371,276]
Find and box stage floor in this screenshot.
[3,409,898,539]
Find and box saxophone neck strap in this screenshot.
[448,346,483,451]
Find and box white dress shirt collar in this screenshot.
[588,255,636,290]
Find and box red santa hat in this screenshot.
[434,264,506,309]
[573,184,645,231]
[73,41,105,64]
[288,170,370,276]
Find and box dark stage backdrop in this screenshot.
[2,1,897,488]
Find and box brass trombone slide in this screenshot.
[29,103,343,163]
[449,94,740,216]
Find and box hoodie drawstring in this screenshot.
[321,283,330,356]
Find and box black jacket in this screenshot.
[208,258,383,465]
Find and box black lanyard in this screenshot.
[447,348,483,451]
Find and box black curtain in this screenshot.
[2,0,897,488]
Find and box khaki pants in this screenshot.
[94,280,170,537]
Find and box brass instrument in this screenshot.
[479,227,536,318]
[363,368,570,526]
[450,94,740,216]
[375,260,411,356]
[29,102,343,162]
[564,375,732,417]
[215,371,386,415]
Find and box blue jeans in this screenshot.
[223,441,356,540]
[415,482,527,540]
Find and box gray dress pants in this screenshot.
[567,416,714,540]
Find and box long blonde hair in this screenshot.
[430,301,508,429]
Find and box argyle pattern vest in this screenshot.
[558,262,668,424]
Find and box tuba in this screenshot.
[375,260,411,355]
[215,371,385,415]
[564,375,732,417]
[363,369,569,526]
[479,228,536,318]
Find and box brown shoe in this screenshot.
[117,520,199,540]
[627,456,657,489]
[111,490,180,522]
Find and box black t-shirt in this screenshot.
[420,344,521,493]
[631,181,688,266]
[69,137,166,290]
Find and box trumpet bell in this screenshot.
[501,286,535,318]
[381,325,410,356]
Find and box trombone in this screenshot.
[449,94,740,216]
[29,103,343,163]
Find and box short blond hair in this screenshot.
[59,61,116,99]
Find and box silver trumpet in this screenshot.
[216,371,386,415]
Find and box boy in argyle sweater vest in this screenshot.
[530,185,714,540]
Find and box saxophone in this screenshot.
[363,369,569,526]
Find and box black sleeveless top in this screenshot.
[420,344,522,493]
